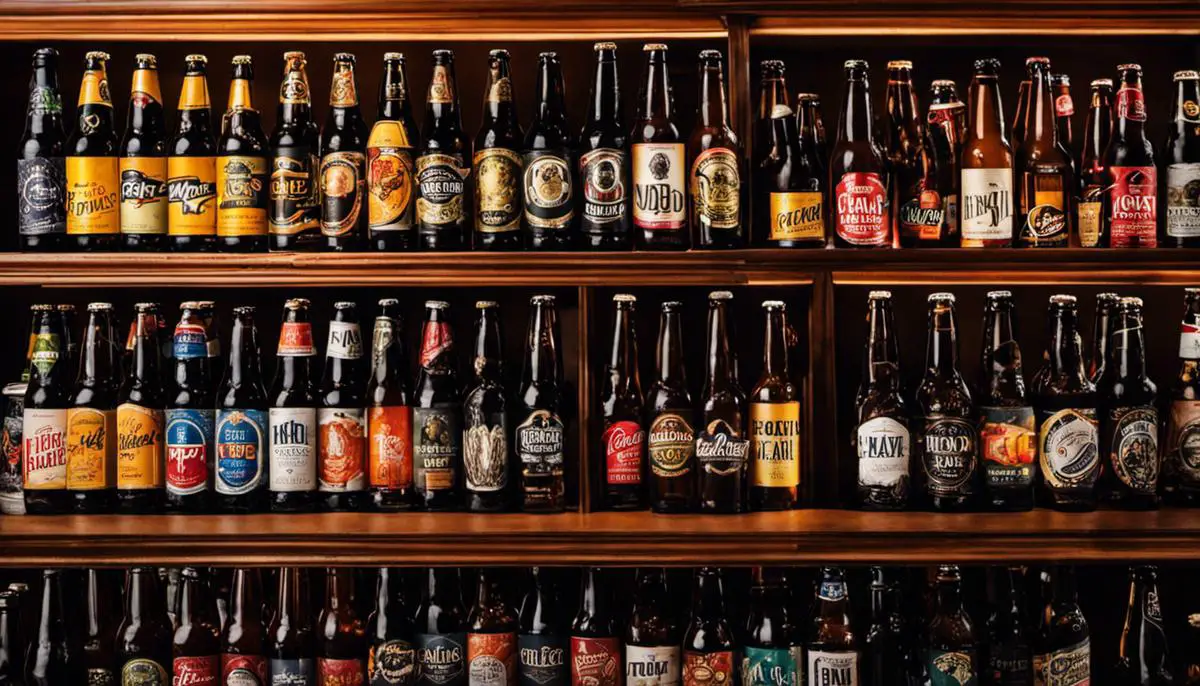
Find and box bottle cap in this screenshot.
[868,290,892,300]
[613,294,637,303]
[284,298,311,309]
[384,52,405,61]
[87,302,114,312]
[1119,296,1144,308]
[185,54,208,64]
[530,295,556,305]
[844,59,868,70]
[708,290,734,301]
[930,79,956,88]
[973,57,1001,71]
[699,49,723,60]
[1175,70,1200,81]
[425,300,450,310]
[886,59,912,69]
[1025,56,1051,66]
[476,300,499,309]
[1049,294,1077,305]
[489,48,510,58]
[762,300,787,310]
[377,298,400,307]
[85,50,111,62]
[333,52,356,63]
[594,42,617,51]
[1117,63,1143,72]
[928,292,956,303]
[135,53,158,66]
[1090,78,1113,88]
[333,301,357,309]
[643,43,668,52]
[986,290,1014,299]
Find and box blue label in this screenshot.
[173,322,208,360]
[216,408,266,495]
[165,408,214,497]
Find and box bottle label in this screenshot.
[66,156,120,234]
[467,632,517,686]
[330,66,359,107]
[1019,172,1068,246]
[1108,166,1157,247]
[604,420,644,485]
[168,156,218,235]
[66,407,115,490]
[416,153,468,227]
[317,658,364,684]
[327,321,364,360]
[17,157,67,236]
[683,651,734,686]
[632,142,686,230]
[1166,162,1200,237]
[121,658,168,685]
[116,403,164,489]
[215,409,266,495]
[31,329,60,378]
[320,151,367,237]
[626,645,681,686]
[367,121,416,233]
[899,188,946,242]
[517,408,564,475]
[751,402,801,488]
[741,646,794,686]
[474,147,522,233]
[805,651,858,686]
[117,156,168,235]
[980,406,1036,488]
[1167,399,1200,486]
[269,148,321,237]
[420,322,453,368]
[856,416,910,488]
[90,666,118,685]
[165,408,214,496]
[269,407,317,492]
[318,407,366,493]
[1045,639,1089,686]
[1076,188,1103,248]
[920,416,977,496]
[223,654,269,685]
[23,408,68,490]
[695,417,749,477]
[518,634,566,686]
[1055,93,1075,117]
[369,406,414,490]
[690,147,740,231]
[580,148,627,228]
[961,168,1014,241]
[1038,408,1100,490]
[414,407,461,494]
[173,321,208,359]
[834,172,888,245]
[523,151,575,231]
[462,405,506,493]
[270,658,314,685]
[769,191,824,241]
[571,637,620,686]
[1107,405,1159,494]
[1116,86,1147,121]
[273,323,313,358]
[1182,321,1200,359]
[648,412,695,478]
[370,638,416,685]
[416,632,467,686]
[1,396,25,514]
[217,155,269,237]
[987,646,1031,686]
[925,650,975,686]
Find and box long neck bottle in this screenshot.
[27,569,83,684]
[413,301,461,511]
[865,567,903,686]
[1077,79,1113,248]
[319,301,367,512]
[269,50,321,250]
[172,567,220,683]
[167,301,214,516]
[117,567,172,680]
[960,58,1013,248]
[1105,64,1157,248]
[690,49,742,248]
[917,293,977,512]
[855,291,910,510]
[215,55,268,250]
[473,49,522,249]
[750,302,800,510]
[269,298,318,511]
[1045,567,1090,684]
[116,304,165,515]
[926,566,976,683]
[978,291,1035,511]
[524,52,576,250]
[83,570,116,684]
[697,291,748,514]
[580,42,629,249]
[987,567,1032,685]
[69,302,119,513]
[168,54,218,251]
[215,306,268,513]
[1089,292,1120,384]
[269,567,313,681]
[318,569,365,680]
[517,296,566,512]
[222,568,265,681]
[415,568,467,686]
[517,567,566,686]
[18,47,66,250]
[831,59,890,249]
[416,49,468,250]
[632,43,687,250]
[1099,297,1159,510]
[463,301,510,512]
[1166,288,1200,504]
[1164,69,1200,247]
[368,52,418,250]
[647,301,694,513]
[601,294,645,510]
[66,50,120,250]
[367,568,415,684]
[1017,57,1072,248]
[119,52,168,249]
[682,568,735,684]
[1115,566,1172,684]
[807,567,859,686]
[570,567,619,686]
[367,299,414,511]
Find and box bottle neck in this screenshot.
[698,62,729,129]
[1108,309,1149,382]
[839,75,874,143]
[1082,88,1112,165]
[230,569,260,625]
[864,302,900,389]
[26,63,63,135]
[580,569,603,617]
[426,568,460,606]
[473,310,503,382]
[704,303,735,389]
[936,577,964,614]
[1115,77,1148,141]
[278,567,301,621]
[482,59,516,124]
[227,318,259,388]
[1050,309,1087,378]
[762,310,790,377]
[981,306,1025,401]
[534,60,567,128]
[656,311,687,387]
[379,64,410,121]
[326,569,353,612]
[179,574,204,627]
[1174,79,1200,128]
[37,574,60,638]
[925,306,960,377]
[132,315,159,384]
[968,75,1006,143]
[886,72,922,148]
[691,570,725,621]
[1026,66,1058,147]
[633,569,666,611]
[588,53,621,125]
[126,570,159,622]
[79,311,117,387]
[640,56,672,121]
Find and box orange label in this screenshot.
[117,403,164,489]
[168,156,218,236]
[67,407,116,490]
[368,406,413,489]
[318,408,366,492]
[66,157,120,235]
[750,402,801,488]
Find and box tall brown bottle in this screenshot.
[268,51,321,250]
[570,568,620,686]
[268,567,314,682]
[1052,74,1075,152]
[116,303,165,514]
[67,302,119,513]
[697,291,749,513]
[223,568,268,682]
[579,42,631,250]
[1077,79,1114,247]
[927,79,965,242]
[632,44,688,249]
[466,569,519,686]
[890,61,944,247]
[806,567,860,685]
[416,50,470,251]
[83,569,118,685]
[978,291,1036,512]
[462,301,511,512]
[413,301,462,511]
[625,568,680,686]
[601,295,646,510]
[523,52,576,250]
[1016,57,1073,248]
[690,50,743,249]
[368,53,419,251]
[750,301,801,511]
[66,51,120,250]
[120,54,168,249]
[831,60,890,248]
[516,296,567,512]
[319,302,367,511]
[172,567,220,684]
[321,53,369,251]
[117,567,173,683]
[1104,64,1158,248]
[473,49,523,249]
[961,59,1014,248]
[755,62,825,248]
[367,299,415,511]
[1162,69,1200,247]
[1164,289,1200,504]
[646,301,695,513]
[318,568,366,683]
[216,55,270,251]
[168,55,218,252]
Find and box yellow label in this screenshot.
[168,156,218,235]
[428,65,452,104]
[78,69,112,107]
[217,155,269,236]
[367,121,415,232]
[130,69,162,108]
[67,407,116,490]
[769,192,824,240]
[117,403,164,489]
[227,78,255,113]
[119,156,168,235]
[751,401,801,488]
[330,66,358,107]
[178,74,211,110]
[1078,200,1102,247]
[66,157,120,235]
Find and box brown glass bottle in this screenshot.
[221,568,267,682]
[925,566,978,684]
[1012,79,1031,151]
[927,79,965,242]
[696,291,748,513]
[414,301,463,511]
[632,44,688,250]
[626,568,680,685]
[1089,292,1120,384]
[889,61,942,248]
[416,50,470,251]
[269,567,314,682]
[414,568,468,686]
[750,301,801,511]
[117,304,165,514]
[216,55,269,252]
[570,568,620,686]
[682,568,735,685]
[269,51,321,251]
[580,42,631,250]
[466,569,519,686]
[269,299,318,511]
[215,306,269,513]
[646,301,695,513]
[978,291,1036,511]
[690,50,743,249]
[601,294,646,510]
[524,52,576,250]
[18,47,67,251]
[517,296,567,512]
[319,302,367,512]
[1052,74,1075,152]
[1162,69,1200,247]
[961,59,1014,248]
[463,301,511,512]
[1105,64,1158,248]
[1098,297,1159,510]
[854,291,911,510]
[117,567,173,683]
[516,567,565,686]
[120,53,168,250]
[83,569,117,685]
[473,49,523,249]
[23,303,70,514]
[1076,79,1113,248]
[755,62,825,248]
[1016,57,1073,248]
[368,299,415,512]
[25,569,84,685]
[806,567,859,685]
[1113,566,1173,685]
[320,53,368,251]
[172,567,220,684]
[66,51,120,250]
[1164,289,1200,505]
[831,60,890,248]
[168,54,218,252]
[165,302,214,514]
[318,568,367,683]
[366,568,415,684]
[67,302,119,513]
[368,53,419,251]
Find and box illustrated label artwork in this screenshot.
[317,657,365,685]
[269,149,321,236]
[122,658,168,685]
[632,143,686,230]
[1044,640,1089,686]
[367,120,415,233]
[119,156,168,235]
[856,416,910,490]
[518,634,566,686]
[648,413,695,479]
[413,406,461,494]
[626,645,681,686]
[921,417,977,496]
[523,152,574,231]
[416,154,468,227]
[369,406,413,490]
[217,155,269,236]
[961,168,1014,240]
[580,148,626,228]
[318,408,366,492]
[167,156,218,235]
[1019,172,1068,246]
[604,420,644,485]
[416,632,467,686]
[269,407,317,493]
[751,402,801,488]
[570,637,620,686]
[682,651,734,686]
[66,157,120,235]
[171,656,218,685]
[516,409,565,487]
[1166,400,1200,486]
[215,409,266,495]
[694,418,749,478]
[769,192,823,241]
[1076,186,1103,248]
[467,632,517,686]
[1166,163,1200,238]
[1038,408,1100,490]
[66,407,115,491]
[223,654,269,685]
[474,148,522,234]
[805,651,858,686]
[979,406,1036,488]
[321,151,367,236]
[690,147,740,232]
[165,408,214,496]
[1107,406,1159,494]
[834,172,888,245]
[116,404,164,489]
[23,408,68,490]
[925,650,976,686]
[1108,166,1157,247]
[369,638,416,685]
[899,188,946,241]
[18,157,66,237]
[741,647,795,686]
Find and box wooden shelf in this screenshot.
[1,510,1198,566]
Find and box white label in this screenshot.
[269,407,317,492]
[1181,323,1200,360]
[625,645,681,686]
[22,408,68,489]
[856,417,910,487]
[806,651,859,686]
[961,167,1014,239]
[326,321,363,360]
[1167,163,1200,237]
[631,143,686,230]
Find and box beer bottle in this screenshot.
[0,589,20,683]
[319,302,367,511]
[55,304,76,379]
[6,581,33,665]
[18,47,67,250]
[65,51,119,250]
[1183,615,1200,686]
[960,58,1014,248]
[165,302,214,513]
[986,567,1032,685]
[632,44,688,249]
[1042,567,1090,685]
[168,54,218,251]
[367,568,416,684]
[865,567,917,686]
[462,301,511,511]
[890,61,943,247]
[696,291,748,513]
[690,50,743,248]
[269,51,322,250]
[416,50,470,251]
[67,302,118,513]
[1165,288,1200,504]
[1112,566,1172,685]
[743,567,797,686]
[321,53,369,250]
[214,306,269,513]
[927,79,965,241]
[164,568,181,630]
[809,93,829,164]
[196,300,222,380]
[217,55,269,251]
[23,303,69,514]
[978,291,1036,511]
[517,296,567,512]
[1105,64,1158,247]
[855,291,910,511]
[626,567,680,685]
[222,568,268,682]
[24,569,84,684]
[1016,57,1073,248]
[750,301,801,511]
[172,567,220,683]
[831,60,890,248]
[925,566,977,685]
[415,568,468,686]
[1163,69,1200,247]
[1012,78,1031,151]
[647,301,695,513]
[269,567,314,682]
[117,567,173,683]
[414,301,462,511]
[1032,295,1100,511]
[756,62,825,248]
[368,53,419,251]
[368,299,415,511]
[682,568,735,685]
[269,298,319,512]
[1089,292,1120,384]
[473,49,523,249]
[916,293,979,512]
[84,569,118,685]
[1098,297,1159,510]
[317,569,367,683]
[806,567,859,686]
[466,569,519,685]
[601,294,645,510]
[570,568,620,686]
[119,53,168,250]
[523,52,576,249]
[580,42,630,250]
[1052,74,1075,152]
[1077,79,1113,248]
[116,304,165,514]
[518,568,567,686]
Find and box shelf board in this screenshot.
[2,510,1198,566]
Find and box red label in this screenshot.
[222,654,268,684]
[467,632,517,686]
[834,172,889,245]
[420,322,453,368]
[603,420,644,485]
[318,658,366,686]
[682,651,734,686]
[172,656,219,686]
[1116,86,1147,122]
[278,322,316,356]
[1055,93,1075,117]
[570,637,620,686]
[1109,166,1157,247]
[369,406,413,489]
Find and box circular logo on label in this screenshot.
[1026,203,1067,239]
[122,659,167,686]
[21,167,63,211]
[1179,419,1200,474]
[1113,408,1158,493]
[225,668,262,686]
[525,156,571,208]
[1185,99,1200,120]
[857,416,910,487]
[648,413,694,477]
[375,641,416,684]
[922,417,976,492]
[650,152,671,180]
[1040,409,1100,488]
[468,655,507,686]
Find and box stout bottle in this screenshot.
[647,301,695,513]
[223,568,267,682]
[1016,57,1073,248]
[927,79,964,242]
[117,304,165,514]
[18,47,66,250]
[570,568,620,686]
[119,53,168,249]
[831,60,891,248]
[683,568,736,686]
[216,55,269,251]
[321,53,369,250]
[68,302,119,513]
[916,293,978,512]
[319,302,367,511]
[317,569,367,683]
[368,568,416,685]
[696,291,749,513]
[368,53,419,251]
[172,567,220,684]
[580,42,631,249]
[269,298,319,511]
[855,291,911,510]
[168,54,218,251]
[25,569,84,684]
[1089,292,1120,385]
[632,44,688,249]
[889,60,944,247]
[1098,297,1159,510]
[756,62,825,248]
[1114,566,1172,685]
[744,568,797,686]
[1042,567,1090,685]
[84,569,118,685]
[23,304,69,514]
[518,568,567,686]
[417,50,470,251]
[524,52,577,249]
[467,569,519,686]
[1053,73,1075,152]
[1163,69,1200,247]
[961,59,1014,248]
[1077,79,1113,248]
[601,294,646,510]
[463,301,511,511]
[865,567,915,686]
[750,301,801,511]
[414,568,468,686]
[986,567,1032,685]
[806,567,859,686]
[690,50,743,248]
[1105,64,1158,247]
[626,568,680,686]
[414,302,462,510]
[269,51,322,250]
[166,302,214,513]
[473,49,523,249]
[66,51,120,250]
[978,291,1036,511]
[117,567,173,683]
[1164,288,1200,504]
[215,306,269,513]
[925,566,977,685]
[269,567,314,683]
[517,296,567,512]
[368,300,415,512]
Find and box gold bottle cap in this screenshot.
[1025,56,1051,66]
[930,79,956,87]
[1175,70,1199,81]
[594,41,617,51]
[284,298,311,309]
[643,43,668,51]
[708,290,734,301]
[232,55,253,65]
[475,300,498,309]
[613,293,637,303]
[1091,78,1113,88]
[333,52,356,63]
[85,50,111,63]
[135,53,158,67]
[886,60,912,69]
[384,52,405,61]
[185,54,208,64]
[868,290,892,300]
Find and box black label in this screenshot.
[580,147,626,230]
[987,646,1032,686]
[18,157,66,236]
[413,406,462,494]
[694,418,749,476]
[523,150,574,230]
[270,146,321,236]
[921,416,977,496]
[270,658,314,685]
[372,639,417,685]
[518,635,567,686]
[219,157,269,211]
[516,409,565,475]
[416,633,467,686]
[416,154,467,227]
